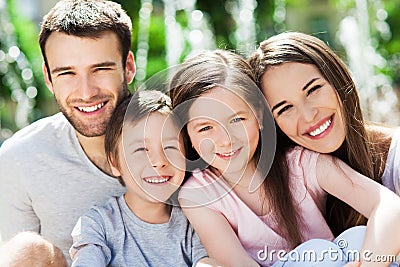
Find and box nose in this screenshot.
[77,75,100,100]
[150,151,168,169]
[214,125,232,148]
[300,104,318,123]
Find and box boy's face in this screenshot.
[43,31,135,137]
[115,112,186,203]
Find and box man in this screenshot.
[0,0,135,262]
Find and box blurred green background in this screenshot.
[1,0,399,144]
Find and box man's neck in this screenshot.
[76,131,113,176]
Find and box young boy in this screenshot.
[70,91,215,266]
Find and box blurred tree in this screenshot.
[1,0,58,144]
[379,1,400,86]
[6,0,58,116]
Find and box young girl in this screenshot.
[169,50,400,267]
[248,31,400,236]
[70,91,219,266]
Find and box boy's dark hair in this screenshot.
[39,0,132,80]
[105,90,173,186]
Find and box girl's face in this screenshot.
[113,112,186,203]
[186,86,261,177]
[260,62,346,153]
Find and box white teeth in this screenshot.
[144,177,169,184]
[220,150,235,157]
[77,102,105,113]
[309,119,332,137]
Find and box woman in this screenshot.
[249,31,399,236]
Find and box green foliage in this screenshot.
[4,0,57,126]
[0,0,48,137]
[147,15,167,77]
[370,1,400,86]
[7,1,42,77]
[286,0,308,7]
[254,0,275,40]
[197,0,234,50]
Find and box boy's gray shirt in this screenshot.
[0,113,125,264]
[70,195,208,267]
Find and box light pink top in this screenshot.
[179,146,334,266]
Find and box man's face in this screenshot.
[43,31,135,137]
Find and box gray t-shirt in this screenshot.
[0,113,125,264]
[70,196,208,267]
[381,129,400,195]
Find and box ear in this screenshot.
[125,51,136,84]
[110,164,121,177]
[42,63,54,94]
[108,154,122,177]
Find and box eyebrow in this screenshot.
[271,77,320,113]
[189,120,211,129]
[189,112,244,128]
[271,101,286,114]
[51,66,73,75]
[231,110,249,118]
[93,61,117,68]
[50,61,117,75]
[302,77,319,91]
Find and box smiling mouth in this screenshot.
[308,116,332,137]
[76,101,107,113]
[143,176,171,184]
[216,148,242,159]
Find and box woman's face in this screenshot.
[260,62,346,153]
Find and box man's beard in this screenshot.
[56,81,129,137]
